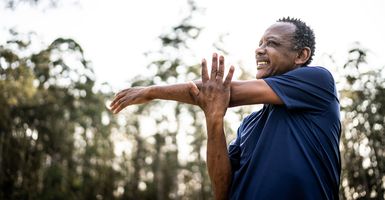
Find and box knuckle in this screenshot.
[207,84,214,90]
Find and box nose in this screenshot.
[255,45,266,56]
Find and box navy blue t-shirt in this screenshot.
[228,66,341,200]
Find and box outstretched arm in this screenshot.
[109,82,197,114]
[189,55,233,200]
[109,54,282,114]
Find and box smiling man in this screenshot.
[110,17,341,200]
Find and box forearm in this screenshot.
[194,80,271,107]
[205,115,232,200]
[147,79,280,107]
[148,82,197,105]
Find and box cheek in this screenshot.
[270,53,295,73]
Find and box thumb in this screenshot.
[189,81,204,110]
[188,81,200,104]
[189,81,200,96]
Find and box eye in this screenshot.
[259,40,279,48]
[267,40,279,46]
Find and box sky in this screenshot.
[1,0,385,92]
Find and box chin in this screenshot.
[256,73,266,79]
[256,68,270,79]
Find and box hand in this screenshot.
[190,53,235,117]
[109,87,152,114]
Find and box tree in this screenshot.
[0,31,119,199]
[338,45,385,199]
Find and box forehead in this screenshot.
[261,22,296,41]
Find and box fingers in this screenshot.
[109,90,128,114]
[110,92,125,107]
[201,59,209,83]
[112,98,129,114]
[216,55,225,81]
[203,53,233,85]
[210,53,218,81]
[223,65,235,88]
[112,103,125,114]
[109,98,124,114]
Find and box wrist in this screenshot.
[205,111,225,121]
[205,115,225,136]
[146,85,157,100]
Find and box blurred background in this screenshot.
[0,0,384,199]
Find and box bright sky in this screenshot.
[1,0,385,91]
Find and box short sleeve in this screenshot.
[264,66,338,111]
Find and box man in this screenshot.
[110,17,341,200]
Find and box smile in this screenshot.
[257,61,269,69]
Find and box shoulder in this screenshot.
[264,66,339,110]
[286,66,335,82]
[265,66,337,90]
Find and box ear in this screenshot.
[294,47,311,66]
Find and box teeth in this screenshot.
[257,61,268,66]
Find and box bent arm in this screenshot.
[205,115,232,200]
[189,55,234,199]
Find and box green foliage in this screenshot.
[339,47,385,199]
[0,33,118,199]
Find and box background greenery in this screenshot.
[1,0,384,199]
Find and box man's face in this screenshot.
[255,22,300,79]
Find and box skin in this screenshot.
[190,55,234,200]
[109,22,312,200]
[256,22,310,79]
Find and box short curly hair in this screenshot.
[277,17,316,66]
